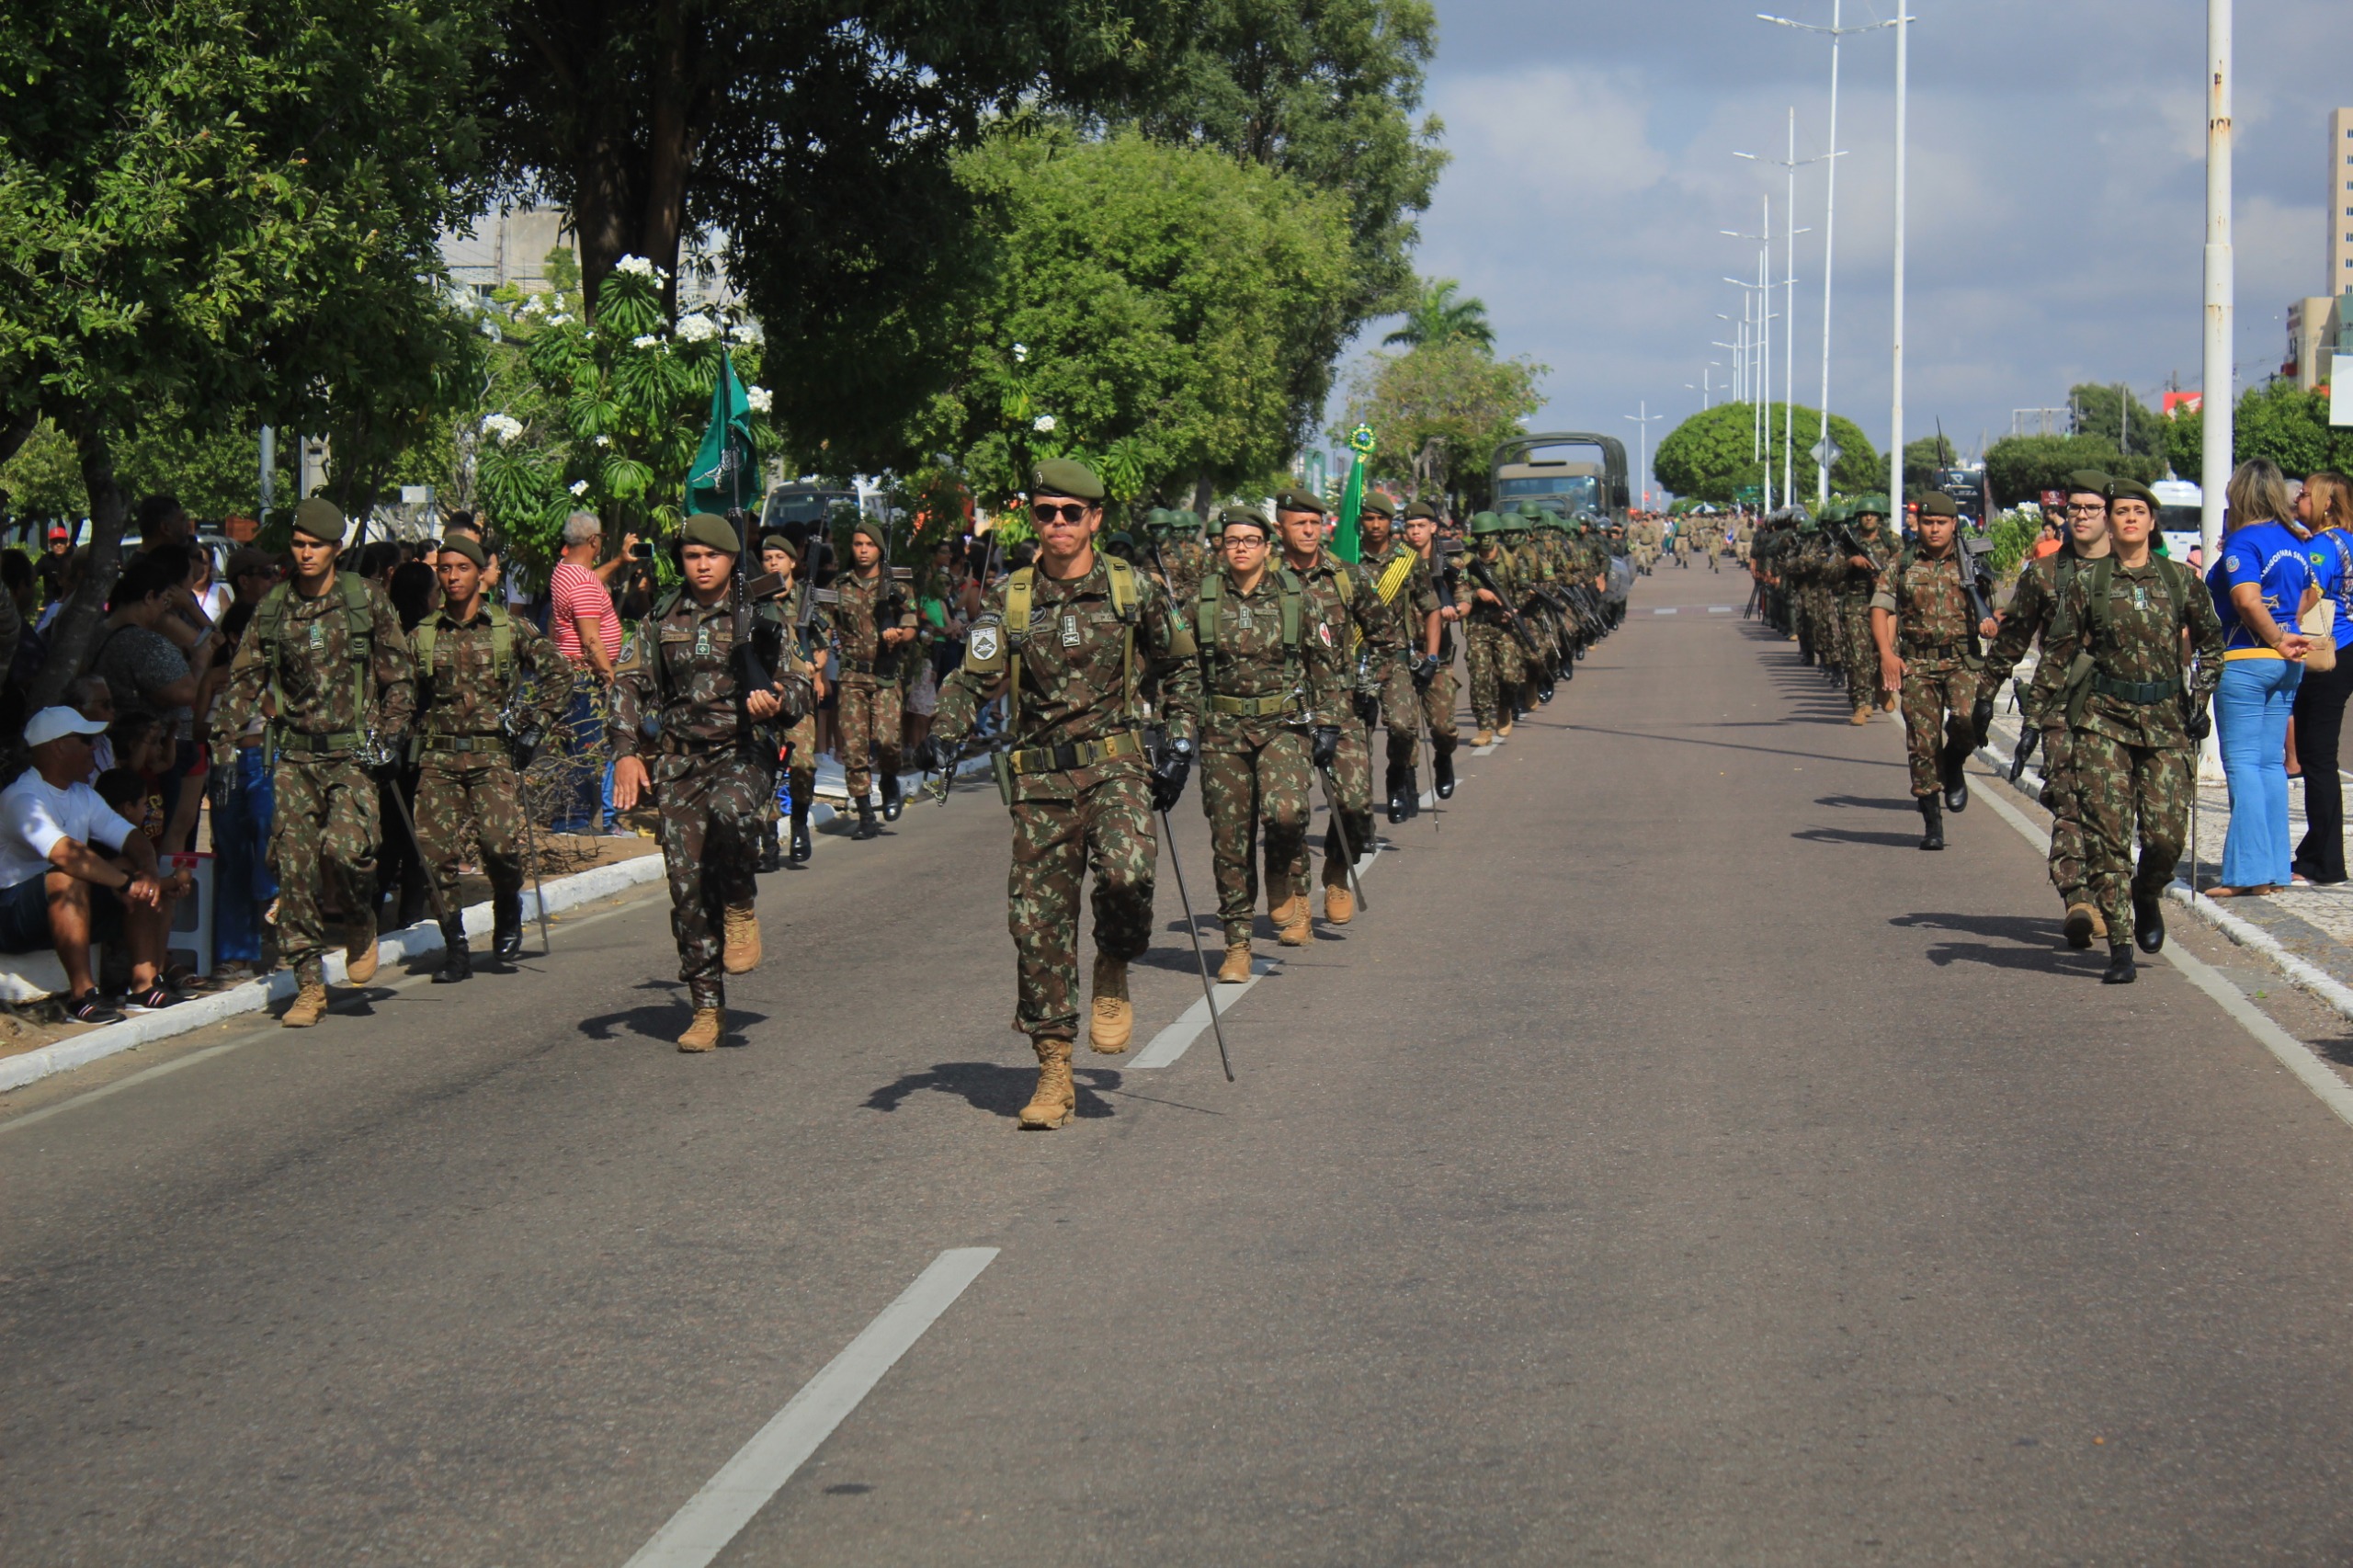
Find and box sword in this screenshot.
[1155,805,1234,1082]
[1316,764,1371,914]
[378,772,453,930]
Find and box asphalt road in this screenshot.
[10,561,2353,1565]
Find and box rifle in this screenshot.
[725,507,790,734]
[1466,553,1543,661]
[1956,529,1999,632]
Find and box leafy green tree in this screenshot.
[0,420,85,521]
[1381,278,1494,351]
[2066,382,2166,461]
[2168,380,2353,483]
[1903,433,1958,496]
[1337,339,1545,509]
[0,0,487,707]
[1653,403,1883,504]
[1982,434,2160,507]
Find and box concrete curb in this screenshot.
[0,754,997,1096]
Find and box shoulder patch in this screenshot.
[968,623,1000,663]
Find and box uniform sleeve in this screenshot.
[2186,574,2227,706]
[369,593,416,738]
[209,616,269,767]
[608,618,653,759]
[1142,578,1199,746]
[1979,567,2048,693]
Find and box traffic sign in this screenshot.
[1809,437,1843,468]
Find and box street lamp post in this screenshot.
[1723,197,1780,511]
[1626,403,1666,511]
[1890,7,1912,511]
[1737,113,1826,510]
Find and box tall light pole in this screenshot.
[1737,111,1826,510]
[1626,403,1667,510]
[1889,8,1912,509]
[1724,197,1779,511]
[1760,6,1900,502]
[2201,0,2230,568]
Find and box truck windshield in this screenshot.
[1496,475,1601,512]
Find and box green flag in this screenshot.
[1333,423,1375,563]
[686,352,757,516]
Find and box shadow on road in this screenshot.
[1792,827,1926,848]
[1814,795,1916,812]
[1889,911,2108,976]
[1566,723,1902,769]
[576,985,770,1047]
[864,1061,1121,1121]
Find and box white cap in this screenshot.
[24,706,108,747]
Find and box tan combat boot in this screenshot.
[1087,952,1132,1053]
[1324,880,1354,926]
[722,904,762,974]
[1219,941,1254,983]
[677,1006,724,1052]
[282,967,330,1028]
[344,919,380,985]
[2063,903,2098,950]
[1019,1038,1076,1129]
[1472,727,1495,747]
[1274,881,1311,946]
[1496,716,1515,738]
[1849,707,1871,726]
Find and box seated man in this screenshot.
[0,707,188,1023]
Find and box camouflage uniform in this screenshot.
[1981,547,2101,905]
[1835,524,1903,711]
[831,565,915,802]
[1298,547,1404,897]
[1361,540,1428,787]
[1192,562,1342,944]
[409,601,571,912]
[2042,557,2224,945]
[211,573,415,981]
[1463,532,1528,733]
[776,576,831,852]
[608,589,809,1011]
[1871,544,1982,798]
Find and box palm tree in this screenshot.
[1382,278,1495,351]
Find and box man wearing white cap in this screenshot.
[0,707,187,1022]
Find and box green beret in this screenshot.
[1404,500,1440,521]
[437,533,487,569]
[1470,511,1506,537]
[291,496,347,545]
[2063,470,2113,498]
[1915,492,1960,519]
[2106,477,2160,512]
[1854,494,1891,517]
[1359,494,1395,520]
[1030,457,1105,502]
[759,532,798,560]
[681,512,742,554]
[848,517,888,549]
[1217,505,1271,537]
[1273,488,1327,517]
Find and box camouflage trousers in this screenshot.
[1808,588,1840,667]
[836,674,903,800]
[1315,714,1376,890]
[766,710,819,835]
[269,752,379,973]
[652,749,768,1007]
[1007,763,1157,1040]
[1375,655,1423,774]
[1419,658,1460,746]
[1199,729,1312,945]
[1465,624,1526,730]
[1839,597,1885,710]
[1899,662,1979,798]
[414,754,528,908]
[2073,732,2193,945]
[2038,722,2087,904]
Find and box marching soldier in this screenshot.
[1835,495,1903,722]
[759,532,830,868]
[608,514,812,1051]
[1404,500,1461,799]
[1461,511,1528,747]
[833,517,919,838]
[211,498,415,1027]
[1870,493,1994,852]
[920,459,1202,1130]
[2040,478,2225,983]
[409,533,573,981]
[1355,495,1434,821]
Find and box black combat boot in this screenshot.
[1433,744,1457,800]
[757,821,784,873]
[1400,765,1420,818]
[432,918,471,984]
[880,770,904,822]
[492,888,525,962]
[1941,741,1971,813]
[2133,892,2165,954]
[790,806,813,865]
[1386,762,1410,824]
[854,799,879,840]
[2103,940,2137,984]
[1917,796,1945,851]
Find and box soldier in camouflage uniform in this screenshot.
[761,533,831,867]
[1834,497,1903,722]
[922,459,1201,1130]
[1404,501,1461,798]
[1870,493,1995,852]
[1979,471,2114,944]
[1187,506,1342,972]
[1356,496,1435,822]
[609,514,813,1051]
[832,517,918,839]
[2041,478,2225,983]
[1277,489,1401,926]
[1461,512,1528,746]
[410,532,573,981]
[210,498,415,1027]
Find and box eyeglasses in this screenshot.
[2065,503,2106,516]
[1031,503,1092,525]
[1223,533,1267,550]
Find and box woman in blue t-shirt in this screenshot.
[2205,459,2319,895]
[2292,472,2353,882]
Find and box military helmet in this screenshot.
[1470,510,1506,537]
[1142,506,1175,535]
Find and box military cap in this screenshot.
[438,533,488,569]
[290,496,347,545]
[681,512,742,554]
[1217,505,1271,538]
[1273,488,1327,517]
[1469,510,1506,537]
[2063,469,2113,498]
[1853,494,1892,517]
[1404,499,1440,521]
[2106,477,2161,512]
[1030,457,1105,502]
[759,531,798,561]
[1359,494,1395,520]
[1915,492,1961,519]
[848,516,888,548]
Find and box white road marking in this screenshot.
[1131,959,1281,1069]
[1652,608,1677,616]
[1472,744,1498,756]
[1972,767,2353,1132]
[1708,605,1733,614]
[621,1247,999,1568]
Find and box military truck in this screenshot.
[1490,433,1632,526]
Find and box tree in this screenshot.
[0,0,487,707]
[1652,403,1883,504]
[2066,381,2165,462]
[1902,433,1957,496]
[2168,380,2353,484]
[0,420,85,521]
[1982,434,2161,507]
[1381,278,1494,351]
[1337,339,1545,509]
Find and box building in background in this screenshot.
[440,208,743,313]
[2283,110,2353,392]
[2333,108,2353,290]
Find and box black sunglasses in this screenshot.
[1031,502,1092,525]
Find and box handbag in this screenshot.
[2302,533,2350,674]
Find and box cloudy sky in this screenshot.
[1369,0,2347,489]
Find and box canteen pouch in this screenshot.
[990,748,1016,811]
[2062,651,2097,728]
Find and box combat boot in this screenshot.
[853,799,879,840]
[1271,885,1310,947]
[1324,880,1354,925]
[1219,941,1254,983]
[1088,951,1132,1053]
[790,807,813,865]
[722,903,762,974]
[677,1005,725,1051]
[1849,707,1871,725]
[881,771,904,822]
[1917,796,1945,851]
[2102,941,2137,984]
[2063,903,2100,950]
[1400,765,1420,818]
[758,824,784,873]
[432,918,471,983]
[1018,1037,1076,1130]
[2133,892,2165,954]
[1385,763,1410,824]
[1433,744,1457,799]
[1472,726,1495,748]
[1496,715,1515,739]
[282,965,330,1028]
[344,917,381,985]
[492,888,525,962]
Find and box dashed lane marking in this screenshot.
[1131,958,1281,1070]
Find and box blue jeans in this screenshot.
[2216,656,2303,889]
[212,746,278,963]
[551,675,605,835]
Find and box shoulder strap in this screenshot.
[485,604,515,683]
[1374,549,1415,605]
[1195,571,1223,651]
[1104,556,1138,721]
[1276,567,1304,649]
[1004,567,1035,647]
[414,622,438,679]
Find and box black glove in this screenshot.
[1150,738,1193,812]
[1970,697,1995,747]
[1352,688,1381,726]
[2186,705,2212,744]
[1412,653,1438,690]
[1310,725,1340,771]
[914,733,950,774]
